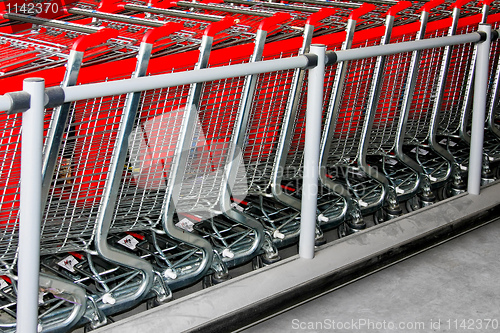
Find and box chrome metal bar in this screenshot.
[176,1,273,17]
[468,24,491,195]
[123,3,222,22]
[334,32,483,62]
[17,77,45,333]
[61,55,315,103]
[3,13,100,34]
[225,0,320,13]
[284,0,360,8]
[299,44,325,260]
[67,8,165,27]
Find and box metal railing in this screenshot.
[0,25,495,332]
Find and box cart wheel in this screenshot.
[405,196,421,213]
[146,297,162,310]
[337,222,358,238]
[373,209,386,225]
[337,223,347,238]
[202,272,230,288]
[315,235,327,246]
[202,274,214,288]
[84,317,113,332]
[252,255,263,270]
[437,182,451,201]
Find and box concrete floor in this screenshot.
[241,217,500,333]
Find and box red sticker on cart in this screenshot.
[0,277,8,289]
[439,138,457,147]
[410,147,429,155]
[118,235,139,250]
[57,255,79,273]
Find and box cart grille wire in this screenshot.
[404,28,448,144]
[368,33,415,155]
[243,51,296,194]
[326,38,380,167]
[283,45,342,181]
[485,21,500,129]
[42,93,129,251]
[175,59,249,219]
[0,109,53,264]
[0,31,69,77]
[0,113,22,265]
[0,24,141,78]
[437,24,476,137]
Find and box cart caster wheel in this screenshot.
[252,255,263,270]
[373,209,386,225]
[315,235,327,246]
[437,185,448,201]
[84,318,113,332]
[202,272,230,288]
[337,221,364,238]
[337,223,347,238]
[146,297,162,310]
[252,253,281,270]
[481,169,495,185]
[437,181,461,200]
[495,165,500,180]
[405,196,421,212]
[262,253,281,265]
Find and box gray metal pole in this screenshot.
[468,24,491,195]
[17,78,44,332]
[62,55,314,103]
[299,44,325,259]
[335,32,483,62]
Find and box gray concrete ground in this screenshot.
[241,217,500,333]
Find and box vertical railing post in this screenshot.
[17,78,45,332]
[299,44,325,259]
[468,24,491,195]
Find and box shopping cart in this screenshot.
[205,8,341,253]
[0,27,153,332]
[484,17,500,179]
[434,0,498,190]
[317,3,408,234]
[364,0,447,215]
[55,12,297,298]
[172,13,300,275]
[0,10,252,328]
[402,0,480,200]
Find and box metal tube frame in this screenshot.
[299,44,325,259]
[468,24,491,194]
[17,78,44,333]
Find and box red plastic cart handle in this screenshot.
[97,0,122,12]
[147,0,176,9]
[72,28,119,52]
[142,22,184,45]
[452,0,474,9]
[386,1,412,17]
[419,0,445,13]
[478,0,493,6]
[259,12,291,32]
[348,3,377,21]
[204,16,236,37]
[306,8,337,26]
